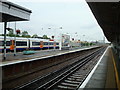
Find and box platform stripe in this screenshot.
[110,49,120,90]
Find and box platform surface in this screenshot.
[79,46,118,90]
[0,46,98,67]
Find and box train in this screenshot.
[0,36,59,52]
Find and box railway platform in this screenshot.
[79,46,120,90]
[1,46,97,66]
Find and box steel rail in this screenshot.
[13,47,106,90]
[36,47,105,90]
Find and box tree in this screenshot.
[32,34,38,38]
[25,35,31,38]
[21,31,31,38]
[16,34,20,37]
[8,29,15,37]
[42,35,50,39]
[22,31,28,37]
[90,43,93,46]
[0,34,4,36]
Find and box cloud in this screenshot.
[80,23,98,29]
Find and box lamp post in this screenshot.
[83,35,85,46]
[48,27,62,50]
[59,27,62,50]
[48,27,55,50]
[75,32,77,41]
[83,35,85,41]
[48,28,51,50]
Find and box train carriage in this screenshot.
[15,37,29,51]
[29,38,49,50]
[0,36,13,52]
[0,36,29,52]
[0,36,74,52]
[29,38,59,50]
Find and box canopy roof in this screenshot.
[0,1,32,22]
[86,1,120,42]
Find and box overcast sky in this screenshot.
[0,0,109,42]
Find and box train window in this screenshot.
[56,43,59,45]
[44,42,48,45]
[16,41,27,46]
[32,42,40,46]
[6,41,10,46]
[0,41,3,46]
[0,41,10,46]
[49,42,54,45]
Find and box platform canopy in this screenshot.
[86,0,120,42]
[0,0,32,22]
[1,0,32,60]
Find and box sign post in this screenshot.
[59,33,62,50]
[61,34,70,50]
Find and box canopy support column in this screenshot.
[3,22,7,60]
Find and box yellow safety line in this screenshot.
[111,49,120,90]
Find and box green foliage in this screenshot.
[8,29,15,37]
[21,31,31,38]
[25,35,31,38]
[32,34,38,38]
[16,34,20,37]
[42,35,50,39]
[21,31,28,37]
[0,34,4,36]
[90,43,93,46]
[85,42,89,46]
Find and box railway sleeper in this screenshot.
[57,85,75,90]
[67,78,82,81]
[71,76,84,79]
[64,80,80,84]
[60,82,78,87]
[71,74,84,77]
[72,73,84,76]
[75,72,87,75]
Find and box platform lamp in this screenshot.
[72,38,74,41]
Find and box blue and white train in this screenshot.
[0,36,59,52]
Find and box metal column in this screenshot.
[14,22,16,56]
[3,22,7,60]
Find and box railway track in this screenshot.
[4,47,101,89]
[13,47,106,90]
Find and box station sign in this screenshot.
[62,34,70,47]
